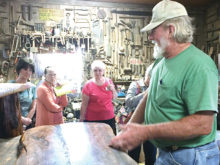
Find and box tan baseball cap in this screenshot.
[141,0,188,32]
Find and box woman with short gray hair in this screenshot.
[80,60,117,134]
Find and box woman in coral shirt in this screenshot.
[80,60,117,134]
[35,66,68,126]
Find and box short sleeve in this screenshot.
[82,82,90,96]
[32,86,37,99]
[183,66,218,114]
[106,78,115,87]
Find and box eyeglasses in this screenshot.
[148,28,156,36]
[94,69,103,72]
[47,73,56,77]
[148,25,161,36]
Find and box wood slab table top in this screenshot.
[0,135,21,165]
[0,122,137,165]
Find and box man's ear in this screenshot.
[168,24,175,38]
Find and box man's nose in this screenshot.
[148,34,153,41]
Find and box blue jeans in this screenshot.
[155,141,219,165]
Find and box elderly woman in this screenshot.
[35,66,68,126]
[80,60,117,134]
[9,57,36,130]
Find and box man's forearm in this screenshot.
[144,111,214,141]
[129,91,148,123]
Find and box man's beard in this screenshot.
[152,37,169,59]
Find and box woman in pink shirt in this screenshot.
[80,60,117,134]
[35,66,68,126]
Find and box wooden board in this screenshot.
[0,122,137,165]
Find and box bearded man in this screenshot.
[110,0,219,164]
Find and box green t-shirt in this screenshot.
[145,44,218,148]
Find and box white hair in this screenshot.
[162,16,194,43]
[91,60,105,70]
[152,40,167,59]
[44,66,57,75]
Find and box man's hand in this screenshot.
[109,123,148,152]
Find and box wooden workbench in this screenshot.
[0,122,137,165]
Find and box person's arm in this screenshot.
[26,99,37,119]
[126,93,144,108]
[125,82,136,99]
[125,82,137,109]
[107,79,117,99]
[21,116,32,126]
[146,111,214,140]
[37,87,63,113]
[57,95,68,107]
[23,88,37,126]
[111,87,118,99]
[80,93,90,121]
[125,81,146,113]
[128,90,148,123]
[110,111,214,151]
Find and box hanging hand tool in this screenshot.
[24,35,31,51]
[103,19,108,37]
[1,60,10,76]
[10,35,19,58]
[30,36,38,53]
[21,5,32,21]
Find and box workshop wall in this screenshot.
[0,0,214,86]
[205,1,220,67]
